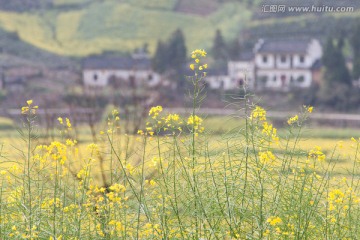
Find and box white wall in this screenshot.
[83,69,160,87]
[255,54,275,69]
[257,69,312,89]
[228,61,255,89]
[275,55,291,69]
[206,76,235,90]
[292,54,311,68]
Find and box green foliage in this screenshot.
[167,28,187,72]
[211,29,228,61]
[123,0,178,10]
[0,0,358,58]
[322,37,351,86]
[152,40,168,73]
[317,36,353,111]
[227,37,241,60]
[0,1,251,56]
[152,28,187,85]
[351,20,360,80]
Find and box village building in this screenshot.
[228,51,256,89]
[208,38,323,91]
[82,55,161,90]
[204,66,233,90]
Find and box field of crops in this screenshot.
[2,53,360,239]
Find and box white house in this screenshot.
[82,56,161,90]
[205,67,233,90]
[228,51,256,89]
[228,38,323,91]
[205,53,255,91]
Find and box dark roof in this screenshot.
[83,56,151,70]
[206,66,228,76]
[257,38,312,54]
[238,51,254,61]
[4,76,25,84]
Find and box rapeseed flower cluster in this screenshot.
[262,122,279,145]
[250,106,267,121]
[149,105,163,119]
[187,114,204,136]
[259,151,276,165]
[189,49,208,75]
[287,114,299,125]
[267,216,282,226]
[21,99,38,114]
[305,105,314,113]
[308,146,326,162]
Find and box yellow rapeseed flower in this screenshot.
[191,49,207,57]
[190,64,195,71]
[109,183,126,193]
[149,106,163,119]
[267,216,282,226]
[259,151,276,165]
[21,100,38,114]
[65,118,72,128]
[308,146,326,161]
[250,106,267,121]
[287,115,299,125]
[187,115,204,134]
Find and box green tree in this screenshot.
[168,28,187,73]
[228,38,241,60]
[318,36,352,110]
[152,40,168,73]
[322,37,351,86]
[153,29,187,88]
[212,29,228,61]
[351,20,360,80]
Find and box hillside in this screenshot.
[0,0,358,57]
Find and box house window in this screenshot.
[280,55,286,63]
[299,55,305,63]
[220,80,224,89]
[262,55,268,63]
[148,74,153,82]
[239,78,244,86]
[93,74,98,81]
[297,76,305,83]
[260,76,268,84]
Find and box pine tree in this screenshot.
[228,38,241,60]
[351,20,360,80]
[168,28,187,73]
[152,40,168,73]
[212,29,228,61]
[322,37,351,86]
[318,36,352,110]
[152,29,187,74]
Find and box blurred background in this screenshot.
[0,0,359,131]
